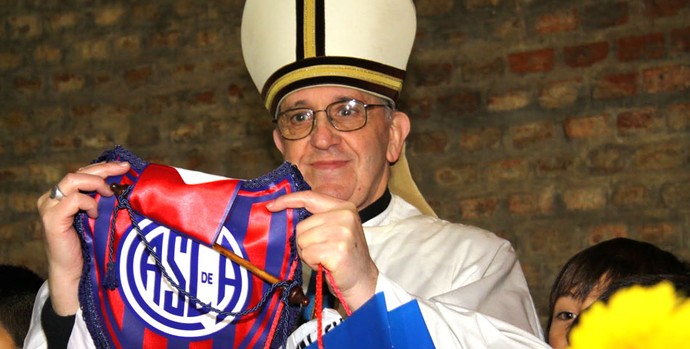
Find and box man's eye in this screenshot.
[289,112,311,123]
[335,107,354,117]
[555,312,577,321]
[334,105,364,118]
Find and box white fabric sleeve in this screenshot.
[23,282,97,349]
[23,282,48,349]
[374,245,550,349]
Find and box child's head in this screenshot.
[0,264,44,348]
[546,238,687,349]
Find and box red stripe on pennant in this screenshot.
[142,328,167,349]
[189,338,214,349]
[129,164,240,246]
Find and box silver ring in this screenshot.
[49,185,66,201]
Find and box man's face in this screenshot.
[272,86,409,210]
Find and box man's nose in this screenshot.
[309,112,340,148]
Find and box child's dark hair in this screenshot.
[545,238,688,341]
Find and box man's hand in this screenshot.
[266,191,378,311]
[37,161,130,316]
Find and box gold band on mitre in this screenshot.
[261,57,406,116]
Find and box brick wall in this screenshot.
[1,0,689,328]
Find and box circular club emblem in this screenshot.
[119,219,250,338]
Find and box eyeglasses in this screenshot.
[274,99,390,140]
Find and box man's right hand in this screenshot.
[36,161,131,316]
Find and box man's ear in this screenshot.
[272,128,286,155]
[387,111,410,164]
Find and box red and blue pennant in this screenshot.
[75,146,309,349]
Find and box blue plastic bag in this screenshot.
[305,292,435,349]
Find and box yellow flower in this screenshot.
[569,281,690,349]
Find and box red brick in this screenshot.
[511,121,554,148]
[196,29,220,47]
[1,110,30,132]
[75,39,109,60]
[82,133,115,149]
[412,1,456,16]
[563,42,609,68]
[151,31,182,48]
[436,90,481,116]
[34,44,62,63]
[71,104,99,117]
[593,73,638,99]
[536,155,575,177]
[131,4,159,23]
[173,63,197,81]
[633,141,685,170]
[53,73,85,92]
[539,79,580,109]
[434,164,477,186]
[617,33,666,62]
[170,122,203,144]
[458,196,499,219]
[8,192,38,213]
[14,77,43,95]
[612,185,649,207]
[486,158,529,182]
[587,224,629,244]
[535,9,578,35]
[492,18,524,39]
[638,223,677,246]
[227,84,245,105]
[564,113,612,139]
[8,15,41,39]
[146,94,178,115]
[0,52,22,71]
[508,190,555,215]
[94,6,125,26]
[51,135,81,151]
[410,62,454,86]
[671,26,690,52]
[587,144,630,174]
[661,181,690,208]
[487,89,531,112]
[582,2,629,29]
[508,49,554,74]
[461,57,505,82]
[13,138,41,156]
[644,0,690,18]
[32,106,65,129]
[668,103,690,130]
[48,12,79,32]
[93,72,113,88]
[465,0,499,10]
[124,66,153,87]
[529,228,578,255]
[563,188,606,211]
[643,65,690,93]
[409,131,448,154]
[187,90,216,108]
[459,127,502,151]
[0,166,27,185]
[617,108,665,136]
[114,35,141,55]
